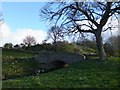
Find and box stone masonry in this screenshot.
[35,51,86,64]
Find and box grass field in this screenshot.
[2,49,40,80]
[2,49,120,88]
[2,49,36,58]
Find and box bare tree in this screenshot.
[40,2,120,61]
[23,35,36,47]
[47,26,64,44]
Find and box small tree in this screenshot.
[3,43,13,49]
[23,35,36,47]
[47,26,64,44]
[104,35,120,56]
[46,26,64,51]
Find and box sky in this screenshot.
[0,1,119,47]
[0,2,49,46]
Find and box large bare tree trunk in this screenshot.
[95,29,106,61]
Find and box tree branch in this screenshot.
[75,2,99,27]
[100,2,112,27]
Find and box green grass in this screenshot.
[2,57,120,88]
[79,46,96,54]
[2,49,36,58]
[2,49,120,88]
[2,49,40,80]
[2,57,40,79]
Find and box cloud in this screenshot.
[102,17,119,41]
[0,17,119,47]
[0,23,47,47]
[0,23,11,46]
[76,16,119,41]
[102,29,118,42]
[0,23,11,39]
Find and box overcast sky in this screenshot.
[0,2,119,47]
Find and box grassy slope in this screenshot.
[2,49,40,80]
[2,49,36,58]
[2,56,120,88]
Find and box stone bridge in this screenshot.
[35,51,86,71]
[35,51,85,66]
